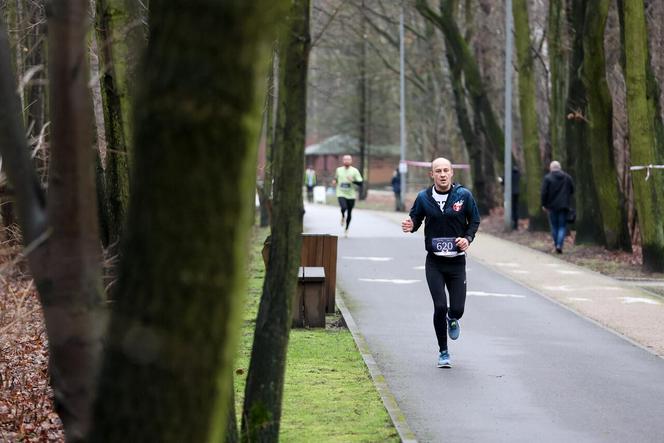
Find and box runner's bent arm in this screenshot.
[408,194,425,232]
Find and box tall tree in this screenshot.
[622,0,664,271]
[95,0,131,249]
[416,0,501,213]
[548,0,567,164]
[513,0,546,230]
[242,0,310,440]
[0,2,106,440]
[90,1,287,441]
[564,0,605,244]
[582,0,631,251]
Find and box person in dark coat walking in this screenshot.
[541,160,574,253]
[391,168,403,211]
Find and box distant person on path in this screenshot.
[541,160,574,254]
[304,165,317,203]
[401,157,480,368]
[391,168,403,211]
[506,165,521,230]
[333,155,363,236]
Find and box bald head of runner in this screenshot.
[430,157,454,193]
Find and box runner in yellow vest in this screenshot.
[333,155,363,236]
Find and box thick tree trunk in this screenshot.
[95,0,132,250]
[242,0,310,441]
[44,2,107,439]
[90,1,286,441]
[259,46,279,228]
[548,0,567,165]
[513,0,547,231]
[582,0,631,251]
[1,3,106,440]
[565,0,605,245]
[623,0,664,271]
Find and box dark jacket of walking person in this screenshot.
[541,161,574,253]
[391,169,402,211]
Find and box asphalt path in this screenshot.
[304,203,664,443]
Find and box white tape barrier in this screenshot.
[630,164,664,180]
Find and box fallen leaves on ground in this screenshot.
[1,242,64,442]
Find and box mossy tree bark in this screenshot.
[258,46,279,228]
[582,0,631,251]
[513,0,547,231]
[565,0,604,245]
[94,0,136,249]
[622,0,664,271]
[241,0,310,441]
[0,3,106,440]
[90,1,286,441]
[547,0,568,166]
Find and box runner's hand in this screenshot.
[455,237,469,251]
[401,218,413,233]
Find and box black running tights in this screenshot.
[338,197,355,229]
[425,253,466,352]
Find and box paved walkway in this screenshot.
[376,209,664,357]
[304,203,664,443]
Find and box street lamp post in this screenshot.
[504,0,514,231]
[399,6,407,208]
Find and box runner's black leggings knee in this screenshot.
[338,197,355,229]
[425,253,466,352]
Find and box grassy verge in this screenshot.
[234,226,399,442]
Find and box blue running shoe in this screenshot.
[437,350,451,368]
[447,317,460,340]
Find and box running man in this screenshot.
[333,155,363,236]
[401,157,480,368]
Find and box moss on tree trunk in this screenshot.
[241,0,310,441]
[623,0,664,271]
[513,0,547,231]
[582,0,631,251]
[90,1,286,441]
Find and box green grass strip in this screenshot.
[234,226,399,442]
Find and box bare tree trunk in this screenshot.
[95,0,132,250]
[258,45,279,228]
[582,0,631,251]
[44,2,107,439]
[513,0,546,231]
[565,0,605,245]
[242,0,310,440]
[623,0,664,271]
[548,0,568,164]
[90,1,286,441]
[1,2,107,440]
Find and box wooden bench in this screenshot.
[293,266,326,328]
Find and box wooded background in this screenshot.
[0,0,663,441]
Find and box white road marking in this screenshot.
[413,265,425,270]
[543,285,622,292]
[618,297,661,305]
[568,297,592,302]
[495,262,520,267]
[510,270,531,274]
[556,270,582,275]
[467,291,526,298]
[343,256,393,262]
[359,278,420,284]
[545,263,563,268]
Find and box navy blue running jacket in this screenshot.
[408,183,481,254]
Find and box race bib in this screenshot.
[340,182,351,189]
[432,237,457,255]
